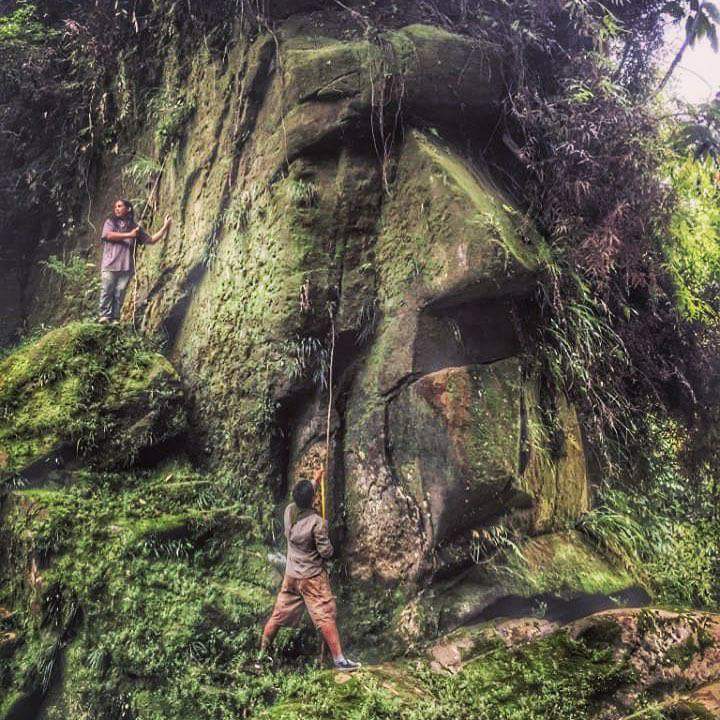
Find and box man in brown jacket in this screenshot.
[260,476,360,671]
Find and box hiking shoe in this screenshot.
[98,317,111,324]
[334,658,361,672]
[253,649,273,671]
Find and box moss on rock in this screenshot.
[262,629,632,720]
[0,322,186,480]
[0,461,280,720]
[375,130,540,311]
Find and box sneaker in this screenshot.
[253,648,273,671]
[334,658,361,672]
[98,317,111,324]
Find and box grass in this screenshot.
[282,335,331,389]
[577,417,720,610]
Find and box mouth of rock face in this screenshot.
[458,585,652,629]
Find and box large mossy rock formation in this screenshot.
[9,6,615,636]
[2,7,701,719]
[0,322,186,482]
[18,16,586,590]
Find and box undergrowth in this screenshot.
[579,416,720,609]
[0,462,289,720]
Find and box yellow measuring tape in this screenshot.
[320,306,335,521]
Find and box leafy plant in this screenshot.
[122,155,163,188]
[39,254,100,319]
[152,90,196,154]
[0,1,54,45]
[663,153,720,321]
[283,335,331,390]
[354,298,379,346]
[671,95,720,160]
[289,178,319,208]
[579,416,720,608]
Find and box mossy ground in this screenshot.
[0,461,288,720]
[262,630,633,720]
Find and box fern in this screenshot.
[122,155,162,187]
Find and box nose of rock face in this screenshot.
[388,362,529,549]
[344,359,590,585]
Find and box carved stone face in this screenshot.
[115,20,591,588]
[278,133,587,582]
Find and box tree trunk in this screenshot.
[658,25,694,92]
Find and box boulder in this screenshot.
[0,322,186,481]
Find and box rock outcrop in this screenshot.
[266,608,720,719]
[2,6,706,720]
[19,19,593,587]
[0,322,186,481]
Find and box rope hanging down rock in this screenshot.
[131,157,168,329]
[321,304,336,522]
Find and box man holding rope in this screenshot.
[259,467,360,672]
[98,199,172,324]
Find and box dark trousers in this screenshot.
[99,270,132,320]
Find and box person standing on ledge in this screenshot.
[99,199,172,324]
[259,471,361,672]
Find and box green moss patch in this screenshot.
[0,322,186,479]
[375,131,542,310]
[263,630,632,720]
[504,531,634,597]
[0,461,283,720]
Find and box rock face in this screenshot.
[11,16,594,588]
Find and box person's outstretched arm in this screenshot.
[145,215,173,244]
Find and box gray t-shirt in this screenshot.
[283,503,333,579]
[101,218,150,272]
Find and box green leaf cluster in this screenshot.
[663,155,720,321]
[0,1,55,46]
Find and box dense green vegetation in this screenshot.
[580,417,720,610]
[664,155,720,322]
[0,463,282,719]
